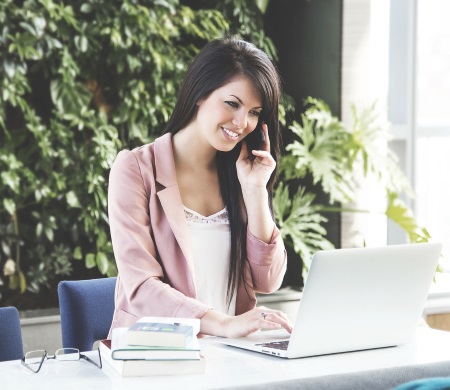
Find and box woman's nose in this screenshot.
[232,111,248,129]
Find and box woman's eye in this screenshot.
[250,110,261,117]
[225,101,239,109]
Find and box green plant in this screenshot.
[0,0,225,305]
[275,98,430,278]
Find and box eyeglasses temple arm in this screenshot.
[80,349,102,369]
[21,354,46,373]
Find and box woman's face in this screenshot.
[193,77,263,152]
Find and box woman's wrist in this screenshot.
[241,185,268,202]
[243,187,274,243]
[242,186,269,221]
[200,309,232,337]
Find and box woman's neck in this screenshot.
[172,127,217,173]
[171,127,223,216]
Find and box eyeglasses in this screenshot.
[21,348,102,373]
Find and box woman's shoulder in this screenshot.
[111,133,173,181]
[113,144,153,170]
[110,144,154,184]
[110,142,158,193]
[116,133,171,163]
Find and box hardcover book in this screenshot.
[126,316,200,348]
[100,340,206,377]
[111,327,200,360]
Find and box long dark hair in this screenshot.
[164,36,282,307]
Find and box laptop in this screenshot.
[222,243,442,358]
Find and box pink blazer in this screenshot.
[107,133,287,337]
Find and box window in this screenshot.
[389,0,450,270]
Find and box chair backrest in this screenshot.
[0,306,24,361]
[58,277,116,351]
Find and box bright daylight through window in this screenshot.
[415,0,450,271]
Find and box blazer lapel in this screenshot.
[154,134,195,280]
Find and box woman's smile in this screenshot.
[222,127,240,141]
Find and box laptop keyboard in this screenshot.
[256,340,289,351]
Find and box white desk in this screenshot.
[2,327,450,390]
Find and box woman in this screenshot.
[108,36,292,338]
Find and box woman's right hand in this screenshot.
[200,306,293,338]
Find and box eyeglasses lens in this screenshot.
[23,350,46,372]
[55,348,80,361]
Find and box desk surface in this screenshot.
[2,327,450,390]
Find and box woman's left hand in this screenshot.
[236,123,276,191]
[223,306,293,338]
[199,306,293,339]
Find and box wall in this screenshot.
[340,0,390,248]
[264,0,343,287]
[20,309,62,353]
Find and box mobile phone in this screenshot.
[246,119,265,160]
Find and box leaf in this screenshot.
[274,183,334,280]
[1,171,20,192]
[96,231,107,248]
[74,35,88,52]
[349,102,413,197]
[50,78,91,116]
[96,252,109,274]
[36,222,43,237]
[66,191,80,208]
[18,271,27,293]
[255,0,270,14]
[86,253,96,269]
[9,274,19,290]
[385,193,431,243]
[19,22,37,36]
[3,198,16,215]
[33,17,46,37]
[273,182,291,224]
[80,3,93,13]
[73,246,82,260]
[44,227,54,242]
[1,242,11,257]
[286,107,355,204]
[3,60,15,78]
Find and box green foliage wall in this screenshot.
[0,0,272,307]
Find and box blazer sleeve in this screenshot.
[246,226,287,294]
[108,150,209,319]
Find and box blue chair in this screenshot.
[0,306,24,361]
[58,277,116,352]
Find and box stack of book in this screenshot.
[99,316,205,377]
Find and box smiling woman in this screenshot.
[107,36,292,340]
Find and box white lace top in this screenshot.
[184,206,236,315]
